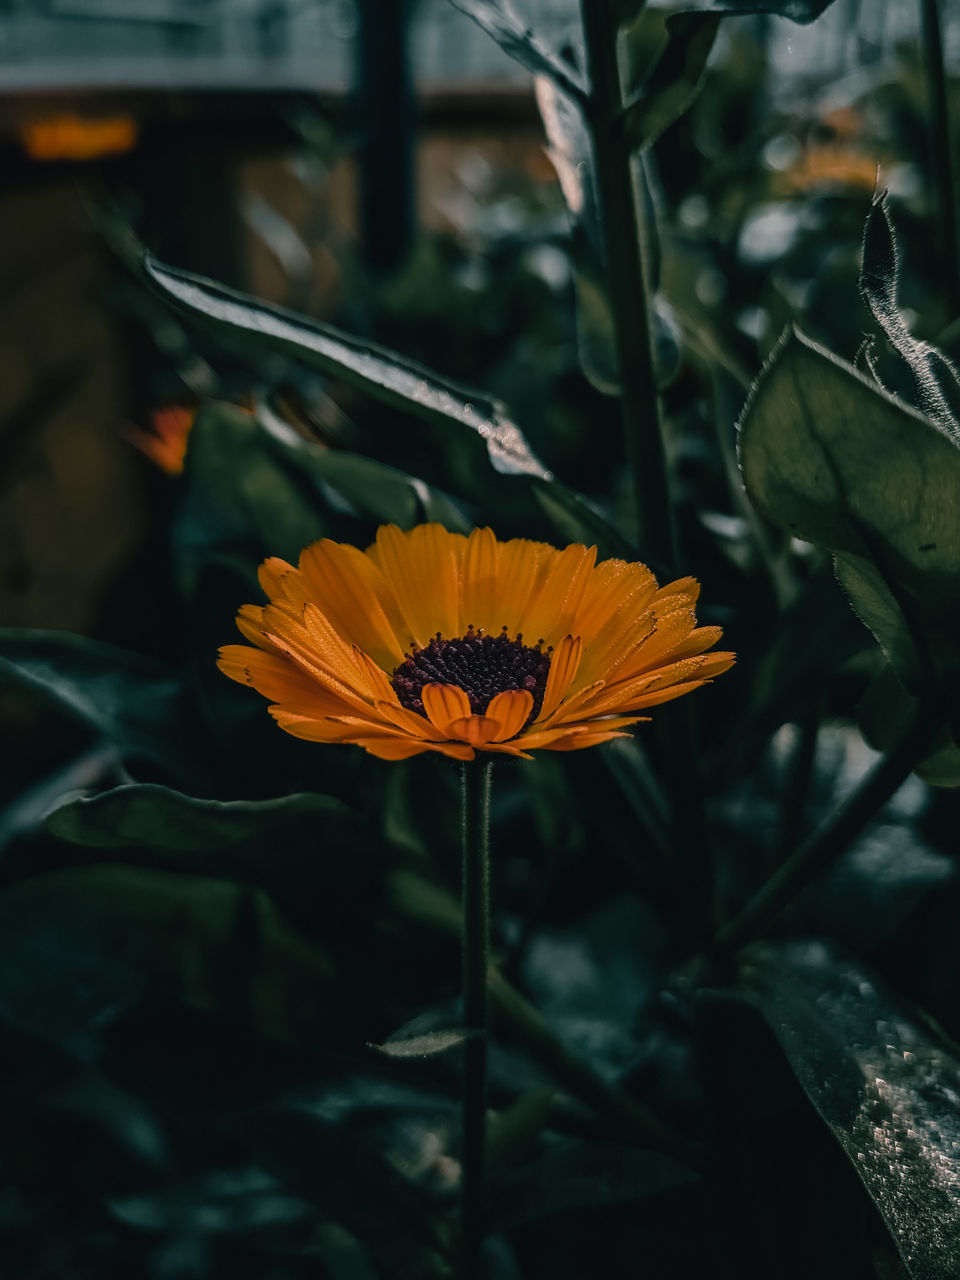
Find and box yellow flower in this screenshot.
[218,524,734,761]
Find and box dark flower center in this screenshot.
[391,626,552,722]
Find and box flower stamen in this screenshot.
[391,625,552,725]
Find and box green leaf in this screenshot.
[618,14,721,151]
[0,630,204,782]
[742,940,960,1280]
[144,254,549,480]
[859,195,960,441]
[46,784,354,854]
[445,0,587,102]
[739,327,960,699]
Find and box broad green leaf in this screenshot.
[445,0,587,102]
[742,940,960,1280]
[0,630,203,781]
[144,254,549,480]
[46,784,354,854]
[859,195,960,441]
[739,328,960,698]
[618,14,721,151]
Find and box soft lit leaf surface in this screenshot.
[144,255,549,480]
[739,328,960,697]
[859,196,960,441]
[742,941,960,1280]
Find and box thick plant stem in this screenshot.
[579,0,676,572]
[920,0,960,319]
[459,759,493,1280]
[715,701,940,952]
[579,1,706,908]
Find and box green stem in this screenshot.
[920,0,960,319]
[459,759,493,1280]
[579,0,708,915]
[715,701,940,952]
[579,0,676,571]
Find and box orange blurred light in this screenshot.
[20,114,138,162]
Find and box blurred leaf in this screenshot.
[741,940,960,1280]
[109,1167,313,1234]
[711,571,869,782]
[178,403,327,582]
[445,0,587,101]
[489,1140,698,1229]
[0,866,339,1048]
[739,328,960,700]
[244,1108,449,1280]
[859,666,960,788]
[860,195,960,442]
[144,255,549,480]
[369,1029,474,1059]
[0,631,204,783]
[255,399,470,532]
[618,14,721,151]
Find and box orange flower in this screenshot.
[126,406,196,476]
[218,524,734,761]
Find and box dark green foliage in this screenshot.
[3,2,960,1278]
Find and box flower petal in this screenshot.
[299,539,407,670]
[536,635,582,722]
[447,714,501,746]
[369,524,464,648]
[421,683,472,735]
[485,689,534,741]
[218,645,350,716]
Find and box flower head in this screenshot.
[218,524,734,761]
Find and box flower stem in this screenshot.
[459,759,493,1279]
[578,0,676,571]
[714,701,940,952]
